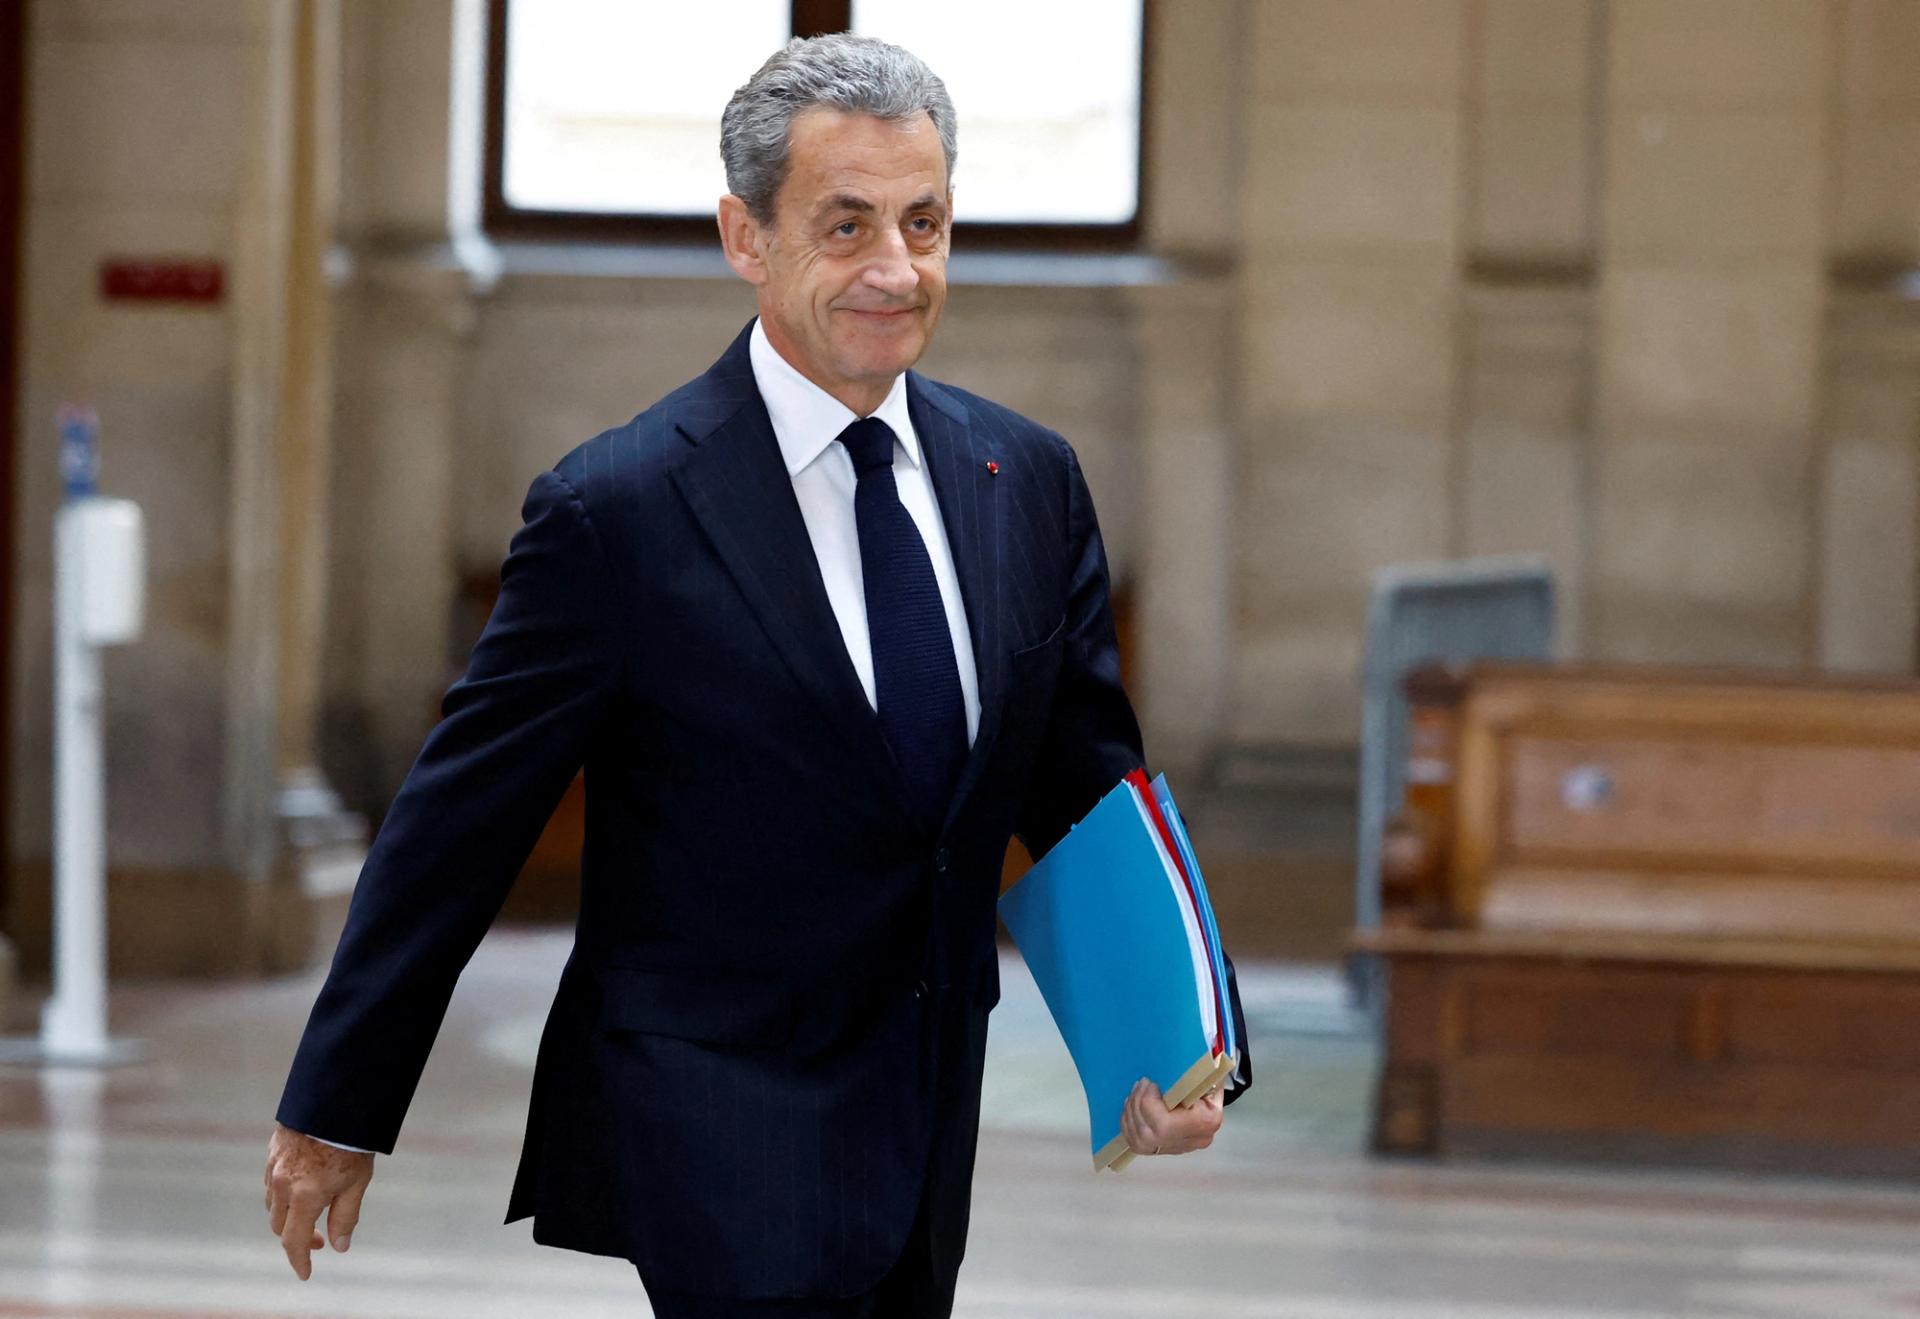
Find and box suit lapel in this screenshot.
[666,327,912,816]
[909,374,1009,832]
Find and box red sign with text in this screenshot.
[100,259,224,305]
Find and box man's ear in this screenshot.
[717,195,769,286]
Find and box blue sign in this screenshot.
[58,405,99,499]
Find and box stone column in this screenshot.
[269,0,368,965]
[323,0,489,814]
[1457,0,1602,657]
[1817,2,1920,676]
[1127,0,1240,776]
[227,0,369,969]
[1232,0,1469,744]
[1830,0,1920,277]
[1589,1,1830,666]
[329,259,473,806]
[223,0,299,894]
[1819,291,1920,674]
[1130,278,1236,778]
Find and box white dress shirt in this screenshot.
[304,325,984,1157]
[748,317,980,746]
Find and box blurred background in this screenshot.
[2,1,1920,1315]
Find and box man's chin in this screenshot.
[836,333,928,381]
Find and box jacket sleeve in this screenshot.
[1011,438,1145,861]
[276,467,620,1153]
[1013,436,1253,1105]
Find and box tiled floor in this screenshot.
[3,929,1919,1317]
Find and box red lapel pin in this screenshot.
[986,461,999,475]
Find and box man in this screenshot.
[265,32,1249,1317]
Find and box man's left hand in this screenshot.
[1119,1076,1223,1158]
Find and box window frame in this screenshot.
[481,0,1151,250]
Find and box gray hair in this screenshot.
[721,33,957,225]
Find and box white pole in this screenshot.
[0,409,144,1068]
[39,501,112,1062]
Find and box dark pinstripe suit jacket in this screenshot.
[277,320,1249,1299]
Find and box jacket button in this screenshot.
[933,847,952,874]
[914,979,929,999]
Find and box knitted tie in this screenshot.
[838,416,968,829]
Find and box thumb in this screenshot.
[325,1177,368,1253]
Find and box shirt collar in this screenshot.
[749,317,920,477]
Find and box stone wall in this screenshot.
[1229,0,1920,741]
[9,1,356,975]
[10,1,1920,947]
[13,0,266,872]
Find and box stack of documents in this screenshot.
[999,770,1239,1171]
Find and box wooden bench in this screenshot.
[1359,663,1920,1177]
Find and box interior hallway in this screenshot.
[3,930,1919,1319]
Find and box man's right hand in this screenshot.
[264,1122,375,1280]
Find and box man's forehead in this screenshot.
[787,108,945,174]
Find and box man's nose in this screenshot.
[862,229,920,299]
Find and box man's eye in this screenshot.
[834,221,859,237]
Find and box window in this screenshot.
[483,0,1147,246]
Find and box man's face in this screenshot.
[724,107,951,408]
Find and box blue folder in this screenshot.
[999,775,1235,1170]
[1151,775,1236,1065]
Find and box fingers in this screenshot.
[280,1191,323,1281]
[1120,1078,1165,1156]
[1120,1084,1149,1156]
[265,1124,379,1277]
[326,1174,369,1254]
[268,1166,291,1237]
[1163,1087,1222,1153]
[1122,1077,1224,1157]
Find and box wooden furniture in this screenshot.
[1360,663,1920,1177]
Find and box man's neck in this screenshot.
[758,318,895,417]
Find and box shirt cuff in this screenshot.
[307,1133,375,1155]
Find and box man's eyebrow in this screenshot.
[816,194,876,219]
[907,194,948,215]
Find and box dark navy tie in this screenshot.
[838,416,968,829]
